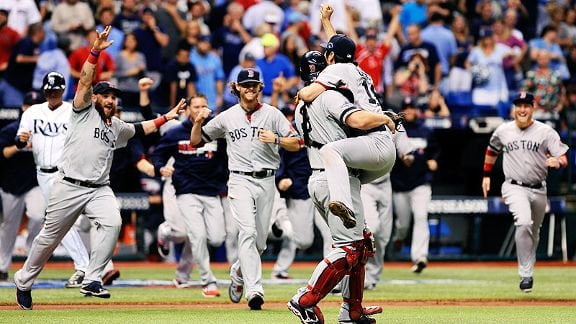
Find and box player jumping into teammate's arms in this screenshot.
[14,26,186,310]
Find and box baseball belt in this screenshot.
[509,179,543,190]
[231,169,276,179]
[39,167,59,173]
[63,177,108,188]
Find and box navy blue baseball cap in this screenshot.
[321,34,356,62]
[23,91,43,106]
[93,81,122,96]
[512,91,534,106]
[237,68,262,84]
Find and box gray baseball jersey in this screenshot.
[316,63,381,113]
[60,105,135,184]
[201,103,297,171]
[489,120,568,184]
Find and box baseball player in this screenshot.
[151,94,228,297]
[289,51,385,324]
[390,98,439,273]
[190,68,301,310]
[297,5,398,230]
[15,72,92,288]
[271,145,332,279]
[14,26,186,310]
[482,92,568,292]
[0,91,45,282]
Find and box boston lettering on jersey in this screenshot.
[502,140,541,153]
[33,119,68,137]
[228,126,267,142]
[93,127,117,148]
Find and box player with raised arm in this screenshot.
[482,92,568,292]
[190,68,301,310]
[14,26,185,310]
[296,4,402,229]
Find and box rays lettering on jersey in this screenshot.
[93,127,116,148]
[503,140,541,153]
[177,140,217,158]
[228,126,265,142]
[33,119,68,137]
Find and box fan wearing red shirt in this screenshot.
[69,29,115,89]
[354,10,400,99]
[0,9,21,74]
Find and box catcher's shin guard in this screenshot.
[298,248,350,307]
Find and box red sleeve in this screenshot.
[380,43,391,58]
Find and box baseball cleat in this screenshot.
[519,277,533,293]
[80,282,111,298]
[102,269,120,286]
[338,315,376,324]
[328,201,356,229]
[228,281,244,303]
[173,278,193,289]
[363,306,383,316]
[247,293,264,310]
[287,299,324,324]
[157,241,170,258]
[202,282,221,298]
[16,288,32,310]
[411,259,427,274]
[0,271,8,281]
[65,270,85,288]
[272,272,292,280]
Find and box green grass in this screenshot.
[1,263,575,323]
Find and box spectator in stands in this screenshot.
[470,0,495,42]
[68,29,114,89]
[560,84,576,132]
[114,0,142,34]
[115,33,147,108]
[164,45,198,108]
[156,0,187,65]
[565,8,576,46]
[96,7,124,59]
[223,53,262,109]
[242,0,284,34]
[190,35,225,111]
[465,28,512,115]
[239,23,273,61]
[394,52,430,101]
[397,24,441,87]
[451,13,472,69]
[280,11,308,68]
[179,20,202,51]
[186,1,210,35]
[32,36,70,91]
[211,2,252,77]
[529,25,570,81]
[521,50,563,113]
[548,4,572,49]
[309,0,348,35]
[0,9,21,76]
[134,8,169,75]
[51,0,95,51]
[256,33,297,103]
[493,18,527,92]
[566,44,576,84]
[504,8,525,41]
[399,0,427,34]
[421,12,457,79]
[0,0,41,36]
[0,23,44,108]
[424,88,450,118]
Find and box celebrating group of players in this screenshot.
[0,4,569,324]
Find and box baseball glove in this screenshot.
[383,111,405,132]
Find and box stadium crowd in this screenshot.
[0,0,574,283]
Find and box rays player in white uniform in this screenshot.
[482,92,568,293]
[190,68,301,310]
[14,26,186,310]
[15,72,91,288]
[298,4,398,230]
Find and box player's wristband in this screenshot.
[87,50,100,64]
[153,115,168,128]
[274,135,279,145]
[15,137,27,149]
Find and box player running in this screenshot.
[14,26,185,310]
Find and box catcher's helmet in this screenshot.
[299,51,327,83]
[42,71,66,91]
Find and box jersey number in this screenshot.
[359,70,378,105]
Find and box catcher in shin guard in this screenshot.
[288,231,381,324]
